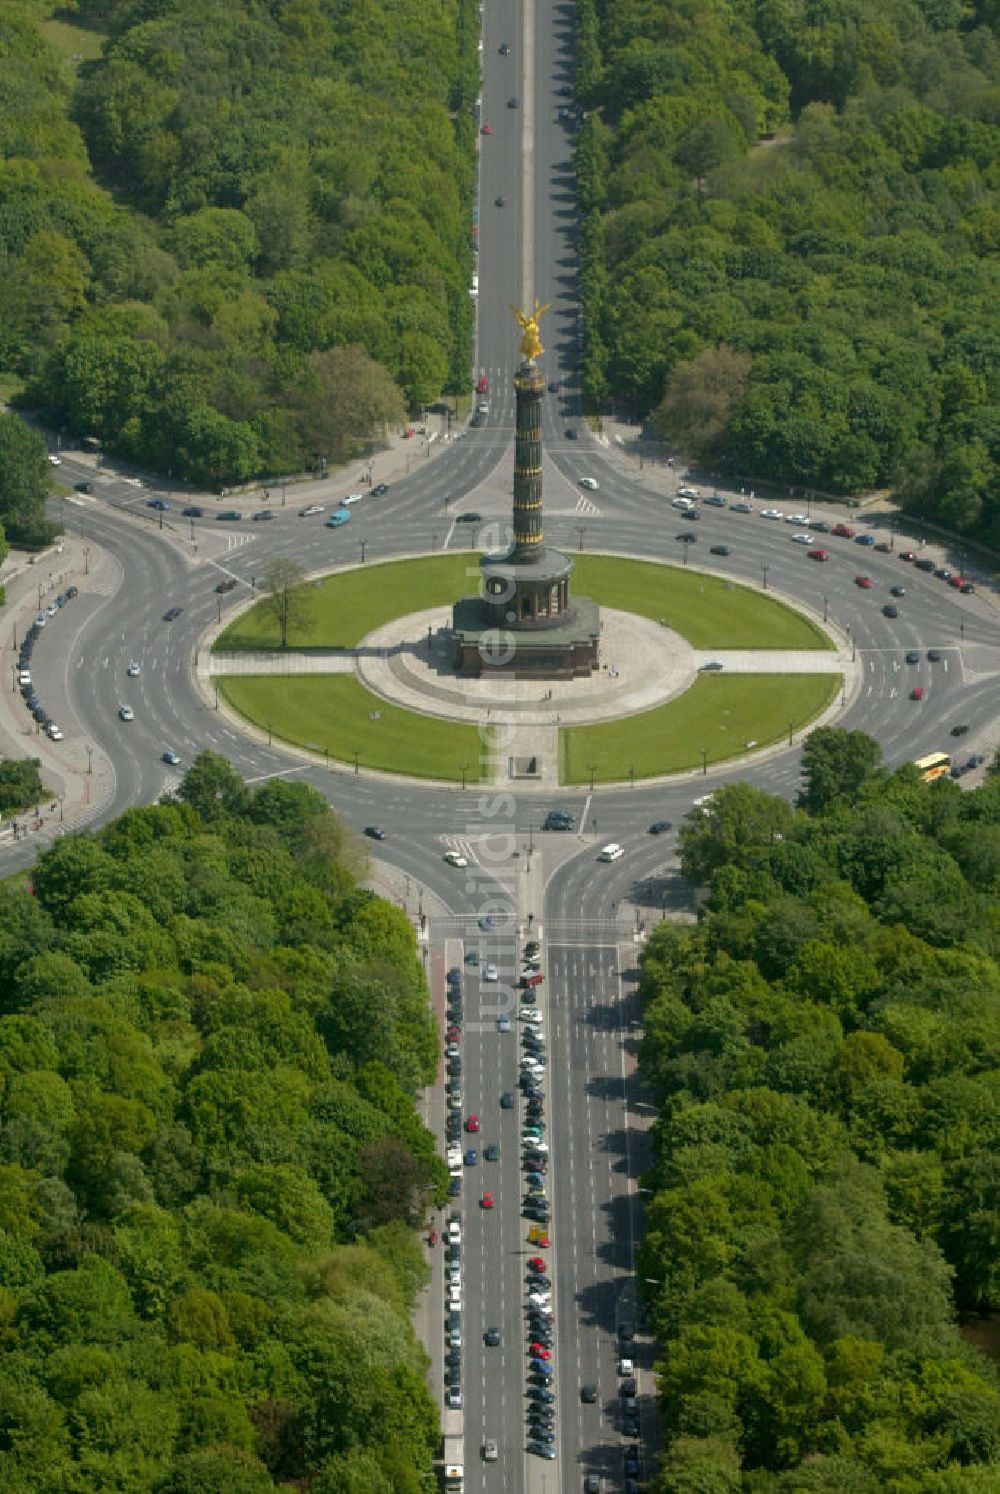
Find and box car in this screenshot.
[730,499,753,512]
[325,508,351,527]
[598,842,624,862]
[709,544,731,556]
[579,477,598,491]
[371,483,390,496]
[927,649,942,662]
[448,1176,461,1197]
[810,519,831,532]
[831,523,855,538]
[699,660,724,671]
[791,532,814,545]
[623,1416,641,1437]
[785,512,810,525]
[914,557,936,572]
[481,121,493,134]
[950,724,969,737]
[910,686,925,700]
[521,1007,543,1023]
[74,480,94,494]
[252,508,276,521]
[624,1448,641,1475]
[181,505,203,517]
[882,604,898,618]
[960,582,976,594]
[499,41,511,53]
[480,1191,495,1209]
[299,504,324,516]
[890,585,906,596]
[482,1439,499,1462]
[119,705,135,722]
[528,1386,556,1403]
[476,401,489,415]
[854,576,872,589]
[465,950,479,966]
[648,819,673,835]
[163,606,183,620]
[703,493,727,507]
[484,1143,500,1161]
[967,754,985,769]
[484,1328,501,1347]
[497,1014,511,1033]
[581,1384,599,1404]
[807,548,829,561]
[216,510,243,521]
[162,749,181,766]
[464,1148,478,1166]
[525,938,541,958]
[478,914,495,930]
[676,486,700,498]
[457,511,481,524]
[483,963,499,981]
[618,1322,635,1343]
[584,1479,602,1494]
[856,534,875,546]
[17,671,30,687]
[495,194,506,206]
[528,1441,556,1459]
[676,531,698,543]
[466,1114,479,1133]
[445,1349,462,1367]
[501,1091,515,1108]
[564,426,578,439]
[446,1389,462,1410]
[125,660,141,678]
[760,508,784,520]
[874,540,892,553]
[215,577,238,593]
[904,651,920,664]
[46,723,63,741]
[47,453,61,466]
[508,95,519,108]
[900,549,916,561]
[934,567,952,580]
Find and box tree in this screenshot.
[799,729,883,813]
[0,759,45,816]
[175,752,249,821]
[259,558,312,649]
[652,346,752,460]
[0,413,55,548]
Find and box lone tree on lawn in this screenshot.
[261,557,312,648]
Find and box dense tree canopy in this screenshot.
[0,0,477,484]
[578,0,1000,542]
[0,757,444,1488]
[640,734,1000,1489]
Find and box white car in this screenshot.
[447,1329,462,1348]
[17,671,30,686]
[447,1147,463,1169]
[483,963,499,982]
[444,850,468,867]
[760,508,784,520]
[483,1439,499,1462]
[34,614,46,629]
[528,1293,552,1308]
[521,1008,543,1023]
[579,477,598,490]
[447,1265,462,1285]
[524,1139,549,1153]
[497,1015,512,1032]
[448,1219,462,1243]
[619,1357,635,1376]
[119,704,134,722]
[163,749,181,767]
[127,660,140,677]
[671,496,694,510]
[46,724,63,741]
[343,493,364,505]
[785,513,810,525]
[447,1389,462,1410]
[677,485,700,498]
[47,453,61,466]
[791,533,814,545]
[521,1056,543,1069]
[598,843,624,862]
[299,504,324,516]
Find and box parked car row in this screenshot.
[518,947,557,1461]
[16,586,79,741]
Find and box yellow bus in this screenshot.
[914,752,951,782]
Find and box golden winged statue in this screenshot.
[511,299,550,361]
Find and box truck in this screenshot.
[442,1413,463,1492]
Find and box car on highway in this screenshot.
[181,505,203,517]
[464,1147,477,1166]
[730,499,753,512]
[508,95,519,107]
[325,507,351,527]
[914,557,936,571]
[676,485,700,498]
[479,914,495,930]
[443,849,467,866]
[581,1384,599,1404]
[118,705,135,722]
[482,1439,499,1462]
[446,1389,462,1410]
[484,1143,500,1161]
[162,750,181,766]
[480,1191,495,1208]
[215,577,238,593]
[854,575,872,588]
[699,660,724,671]
[371,483,390,496]
[927,649,942,661]
[598,842,624,862]
[648,819,672,834]
[364,825,385,839]
[163,606,183,620]
[882,601,899,617]
[784,512,809,525]
[950,723,969,737]
[855,533,876,546]
[481,121,493,134]
[47,453,61,465]
[911,686,925,700]
[900,549,916,561]
[46,723,63,741]
[890,585,906,596]
[484,1328,501,1346]
[543,811,575,830]
[579,477,598,490]
[709,544,730,556]
[216,510,242,521]
[676,530,698,543]
[252,509,276,521]
[935,568,952,580]
[905,651,920,664]
[500,1091,515,1108]
[127,660,141,676]
[299,504,324,516]
[831,523,855,537]
[791,532,814,545]
[760,508,784,520]
[465,1114,479,1133]
[147,497,169,511]
[497,1014,511,1032]
[565,427,577,438]
[806,548,828,561]
[483,963,499,981]
[457,511,481,523]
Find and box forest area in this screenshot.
[0,755,446,1491]
[637,731,1000,1491]
[0,0,480,485]
[575,0,1000,544]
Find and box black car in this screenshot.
[163,607,183,621]
[74,481,93,494]
[499,42,511,54]
[950,724,969,737]
[500,1091,515,1109]
[445,1350,462,1367]
[623,1415,640,1437]
[252,509,277,521]
[485,1328,501,1346]
[527,1387,556,1403]
[457,511,482,523]
[495,195,506,207]
[507,95,519,108]
[618,1322,634,1343]
[484,1143,500,1161]
[905,651,920,664]
[66,586,78,599]
[215,578,238,593]
[371,483,390,496]
[890,585,906,597]
[676,531,698,543]
[525,939,541,957]
[364,826,386,840]
[927,649,942,662]
[625,1447,641,1476]
[934,568,951,580]
[960,582,975,594]
[182,505,203,517]
[581,1384,598,1403]
[709,544,730,555]
[565,428,577,439]
[914,557,936,572]
[448,1176,461,1197]
[649,820,672,834]
[882,604,898,618]
[620,1377,637,1397]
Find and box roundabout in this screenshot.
[210,552,848,785]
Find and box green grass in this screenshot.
[39,16,108,62]
[560,674,840,784]
[570,555,831,649]
[218,674,487,783]
[216,553,830,653]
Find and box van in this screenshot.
[598,843,624,862]
[216,510,243,521]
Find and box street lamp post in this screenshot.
[588,764,596,792]
[86,745,93,774]
[788,720,794,746]
[629,765,635,789]
[823,595,828,622]
[84,546,90,575]
[762,562,769,591]
[359,539,366,564]
[460,764,469,790]
[353,749,360,775]
[700,748,708,776]
[267,722,272,745]
[578,526,585,551]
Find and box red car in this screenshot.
[534,1235,551,1248]
[947,575,965,588]
[480,1192,495,1209]
[832,523,855,538]
[854,575,872,588]
[528,1256,546,1272]
[477,375,489,394]
[481,122,493,134]
[519,971,545,990]
[447,1025,460,1041]
[532,1347,552,1360]
[807,548,828,561]
[911,686,925,700]
[466,1115,480,1133]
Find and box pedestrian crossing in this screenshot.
[575,496,601,516]
[440,835,482,865]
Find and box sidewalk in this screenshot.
[0,534,114,851]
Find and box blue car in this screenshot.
[325,507,351,527]
[855,533,875,545]
[464,1149,478,1166]
[147,497,170,511]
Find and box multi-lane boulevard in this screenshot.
[4,1,998,1491]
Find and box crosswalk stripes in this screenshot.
[575,496,601,516]
[439,835,481,865]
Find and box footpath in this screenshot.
[0,533,116,851]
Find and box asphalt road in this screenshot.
[8,1,998,1490]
